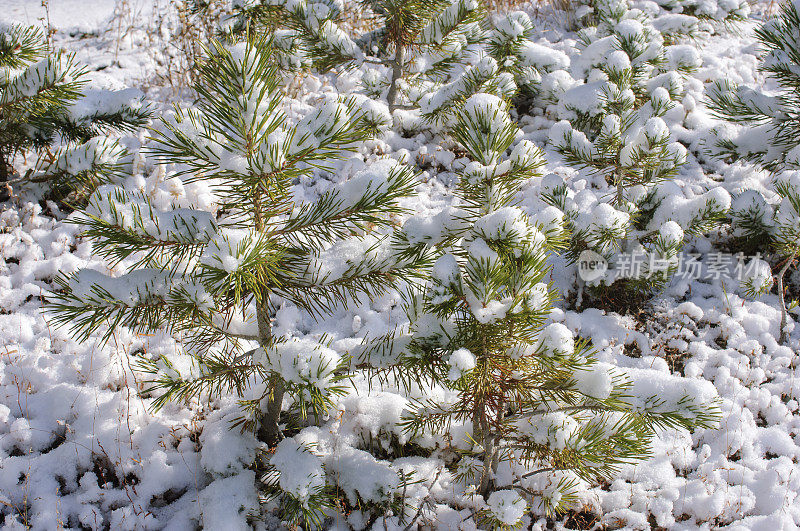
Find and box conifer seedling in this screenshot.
[356,93,719,521]
[48,37,427,446]
[0,25,149,198]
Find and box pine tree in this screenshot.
[0,25,149,198]
[708,0,800,343]
[544,0,729,304]
[650,0,750,26]
[220,0,360,72]
[728,178,800,343]
[48,37,427,446]
[356,94,719,520]
[218,0,514,122]
[566,0,749,37]
[487,10,571,110]
[707,1,800,171]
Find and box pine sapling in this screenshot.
[218,0,514,122]
[544,0,729,304]
[0,25,149,198]
[650,0,750,27]
[567,0,748,37]
[728,174,800,343]
[708,0,800,343]
[356,93,719,521]
[487,10,571,110]
[48,38,427,446]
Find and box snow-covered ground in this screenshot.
[0,0,120,31]
[2,1,800,529]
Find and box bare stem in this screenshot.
[386,45,404,112]
[255,298,285,447]
[778,248,797,344]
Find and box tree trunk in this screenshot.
[0,146,7,183]
[478,401,504,498]
[0,146,9,202]
[477,412,494,497]
[255,297,285,447]
[259,378,285,447]
[478,433,499,497]
[778,249,797,345]
[386,44,404,112]
[615,175,625,207]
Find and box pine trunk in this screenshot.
[778,249,797,344]
[0,147,9,202]
[259,378,285,447]
[478,431,498,496]
[255,297,285,447]
[387,45,404,112]
[478,402,503,497]
[0,146,6,183]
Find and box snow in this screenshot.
[257,337,341,389]
[336,158,398,209]
[590,203,630,234]
[493,11,532,41]
[199,228,252,274]
[557,81,608,118]
[47,137,125,175]
[270,438,326,503]
[326,447,399,504]
[606,50,631,72]
[0,0,137,32]
[447,348,476,380]
[472,207,532,247]
[538,322,575,355]
[86,186,218,244]
[485,490,526,526]
[624,367,719,421]
[402,206,466,244]
[519,41,570,72]
[531,205,564,236]
[351,95,392,132]
[198,472,259,530]
[461,92,509,129]
[466,237,500,266]
[573,365,613,399]
[421,0,479,45]
[68,268,192,307]
[740,257,773,297]
[659,220,685,246]
[200,408,259,476]
[615,19,646,40]
[420,58,506,118]
[509,139,543,169]
[647,182,733,231]
[549,119,593,153]
[432,253,460,285]
[667,44,702,71]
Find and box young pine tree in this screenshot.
[708,0,800,343]
[707,0,800,172]
[219,0,359,72]
[487,10,571,110]
[649,0,750,27]
[48,38,426,446]
[219,0,515,122]
[544,0,729,304]
[565,0,748,37]
[0,25,149,198]
[727,174,800,343]
[357,94,719,521]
